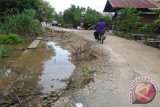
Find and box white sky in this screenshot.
[44,0,107,13]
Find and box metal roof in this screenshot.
[157,3,160,7]
[108,0,158,8]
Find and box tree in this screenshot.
[83,7,101,25]
[54,12,65,26]
[0,0,56,36]
[63,5,104,28]
[35,0,55,22]
[0,0,55,22]
[101,15,112,28]
[114,7,140,33]
[63,5,85,27]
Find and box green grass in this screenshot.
[0,9,43,37]
[0,34,22,45]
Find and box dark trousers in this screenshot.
[94,32,99,40]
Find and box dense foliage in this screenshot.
[0,34,22,44]
[0,10,43,36]
[113,7,140,33]
[83,7,101,25]
[0,0,55,38]
[54,12,65,26]
[0,0,55,22]
[0,46,4,59]
[140,24,155,35]
[61,5,111,28]
[63,5,85,27]
[140,18,160,35]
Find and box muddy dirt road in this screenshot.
[51,27,160,107]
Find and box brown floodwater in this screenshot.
[0,40,75,95]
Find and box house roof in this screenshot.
[104,0,159,12]
[157,3,160,7]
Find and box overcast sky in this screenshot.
[44,0,107,13]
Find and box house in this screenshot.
[103,0,159,24]
[156,2,160,7]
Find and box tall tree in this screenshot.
[83,7,101,25]
[0,0,55,21]
[54,12,65,25]
[63,5,105,28]
[63,5,85,27]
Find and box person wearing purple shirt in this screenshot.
[94,19,106,41]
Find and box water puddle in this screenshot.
[39,41,75,93]
[0,40,75,94]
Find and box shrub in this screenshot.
[140,24,155,34]
[139,24,156,40]
[0,34,22,44]
[0,45,4,60]
[153,18,160,33]
[113,7,140,33]
[0,9,43,37]
[126,33,132,39]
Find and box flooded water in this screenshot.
[0,40,75,95]
[39,41,75,93]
